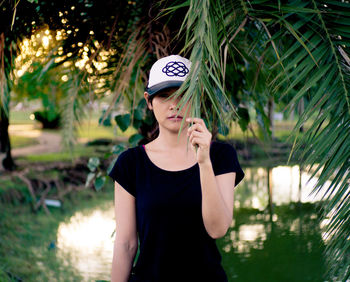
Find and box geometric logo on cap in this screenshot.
[162,61,189,77]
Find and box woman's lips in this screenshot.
[168,116,183,121]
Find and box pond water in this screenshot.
[56,165,330,281]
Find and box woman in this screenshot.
[108,55,245,282]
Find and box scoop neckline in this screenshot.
[139,144,199,173]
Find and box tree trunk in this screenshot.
[267,96,275,139]
[0,108,15,171]
[0,31,15,171]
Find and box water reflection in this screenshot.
[56,208,115,281]
[219,204,326,281]
[56,165,329,281]
[236,165,332,210]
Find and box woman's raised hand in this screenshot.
[186,117,212,165]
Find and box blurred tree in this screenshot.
[0,0,182,168]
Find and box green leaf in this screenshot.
[115,114,131,132]
[107,158,118,175]
[133,108,144,120]
[237,107,250,131]
[128,133,143,146]
[132,119,143,129]
[94,176,106,191]
[87,157,100,172]
[112,144,126,155]
[85,172,95,188]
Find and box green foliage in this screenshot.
[87,97,151,191]
[98,109,112,126]
[237,107,250,132]
[85,172,95,188]
[33,110,61,129]
[114,114,131,132]
[2,0,350,279]
[87,157,100,172]
[85,169,106,191]
[86,142,128,191]
[167,1,350,280]
[94,174,106,191]
[15,60,63,128]
[128,133,143,147]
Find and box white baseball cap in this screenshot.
[146,55,191,96]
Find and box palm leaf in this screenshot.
[168,0,350,279]
[247,1,350,279]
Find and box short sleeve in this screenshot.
[211,142,245,187]
[108,149,136,197]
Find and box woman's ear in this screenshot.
[144,92,153,110]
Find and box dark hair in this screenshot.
[146,94,160,141]
[138,94,159,145]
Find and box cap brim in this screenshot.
[146,81,184,96]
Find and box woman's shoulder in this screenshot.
[116,145,142,162]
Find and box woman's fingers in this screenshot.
[188,130,202,140]
[186,117,212,149]
[187,123,204,134]
[186,117,208,132]
[186,117,205,126]
[189,131,209,147]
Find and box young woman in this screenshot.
[108,55,244,282]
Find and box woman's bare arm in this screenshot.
[186,117,236,239]
[199,161,236,239]
[111,181,138,282]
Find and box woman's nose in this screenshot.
[170,99,180,110]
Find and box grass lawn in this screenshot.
[15,143,108,162]
[221,120,314,142]
[9,110,36,124]
[9,110,103,124]
[10,135,39,148]
[77,121,137,140]
[9,109,318,154]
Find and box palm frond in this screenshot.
[246,1,350,279]
[101,27,148,126]
[169,0,350,279]
[167,0,243,142]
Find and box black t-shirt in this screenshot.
[108,140,244,282]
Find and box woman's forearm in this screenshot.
[111,241,138,282]
[199,160,231,239]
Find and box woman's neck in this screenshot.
[152,128,191,151]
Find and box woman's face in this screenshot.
[144,87,192,132]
